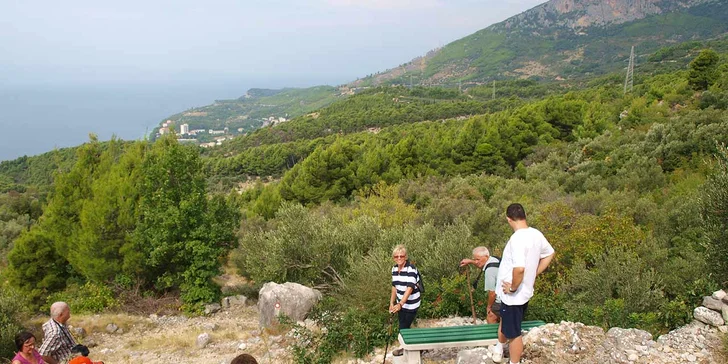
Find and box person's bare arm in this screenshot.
[487,291,496,311]
[459,258,475,267]
[510,267,525,291]
[537,253,555,275]
[389,286,397,312]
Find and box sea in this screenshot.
[0,80,265,162]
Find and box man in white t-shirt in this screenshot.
[492,203,555,364]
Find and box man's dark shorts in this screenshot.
[499,302,528,339]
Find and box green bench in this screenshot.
[396,320,546,364]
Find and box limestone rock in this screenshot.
[694,306,725,327]
[258,282,322,327]
[712,289,726,301]
[229,295,247,306]
[71,326,86,338]
[105,323,119,334]
[456,347,491,364]
[196,332,210,349]
[722,304,728,323]
[204,303,222,315]
[523,321,605,363]
[702,296,724,311]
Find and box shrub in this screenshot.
[0,288,29,360]
[700,144,728,285]
[44,282,118,314]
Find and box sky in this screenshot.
[0,0,547,161]
[0,0,546,87]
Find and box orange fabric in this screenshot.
[68,357,93,364]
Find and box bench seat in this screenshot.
[395,320,545,363]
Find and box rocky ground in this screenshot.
[52,284,727,364]
[60,306,726,364]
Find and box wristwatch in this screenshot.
[509,286,517,293]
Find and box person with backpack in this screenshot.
[460,246,501,324]
[388,244,422,356]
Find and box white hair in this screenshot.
[472,246,490,258]
[50,302,69,319]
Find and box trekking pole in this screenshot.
[382,311,395,364]
[463,266,477,324]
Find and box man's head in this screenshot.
[506,203,528,230]
[50,301,71,324]
[471,246,490,269]
[231,353,258,364]
[71,344,90,357]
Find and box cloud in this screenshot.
[324,0,442,10]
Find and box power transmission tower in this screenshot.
[624,46,635,95]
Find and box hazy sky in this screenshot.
[1,0,546,87]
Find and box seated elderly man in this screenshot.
[39,301,77,364]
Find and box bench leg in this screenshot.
[402,349,421,364]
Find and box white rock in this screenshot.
[196,333,210,349]
[718,326,728,333]
[237,342,247,350]
[712,290,726,300]
[722,304,728,323]
[694,307,725,327]
[628,353,638,361]
[105,323,119,334]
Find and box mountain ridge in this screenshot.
[352,0,728,86]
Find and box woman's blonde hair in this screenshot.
[392,244,407,257]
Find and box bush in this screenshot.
[701,144,728,285]
[43,282,118,314]
[0,289,28,360]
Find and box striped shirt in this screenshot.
[391,260,421,312]
[38,319,76,364]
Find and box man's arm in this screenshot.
[38,326,60,364]
[487,291,496,311]
[510,267,525,291]
[459,258,475,267]
[537,253,555,275]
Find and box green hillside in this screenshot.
[2,34,728,364]
[152,85,342,141]
[355,0,728,86]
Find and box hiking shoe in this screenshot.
[491,345,503,363]
[392,348,404,356]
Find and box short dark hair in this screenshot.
[506,203,526,221]
[15,331,35,351]
[71,344,90,356]
[231,354,258,364]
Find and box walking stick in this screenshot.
[382,312,395,364]
[463,266,477,324]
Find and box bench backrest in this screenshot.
[399,320,546,345]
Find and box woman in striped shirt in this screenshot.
[389,244,421,329]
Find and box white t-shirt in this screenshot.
[496,227,554,306]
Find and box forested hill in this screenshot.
[2,34,728,362]
[151,86,342,142]
[352,0,728,87]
